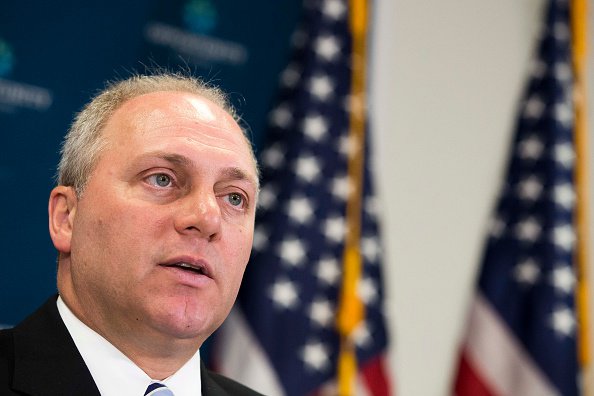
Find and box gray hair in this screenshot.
[57,73,256,196]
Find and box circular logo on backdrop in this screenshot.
[0,39,14,78]
[0,38,53,112]
[183,0,218,34]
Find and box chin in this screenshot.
[153,302,221,341]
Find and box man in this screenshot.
[0,73,264,395]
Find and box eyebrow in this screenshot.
[220,167,260,191]
[145,152,259,191]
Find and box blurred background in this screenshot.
[1,0,593,395]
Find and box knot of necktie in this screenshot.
[144,382,175,396]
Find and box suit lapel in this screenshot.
[201,361,230,396]
[11,295,100,396]
[9,296,234,396]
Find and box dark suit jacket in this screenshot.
[0,296,263,396]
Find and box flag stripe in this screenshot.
[360,355,391,396]
[215,309,285,395]
[464,294,558,396]
[454,352,495,396]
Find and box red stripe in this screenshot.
[361,355,392,396]
[453,350,496,396]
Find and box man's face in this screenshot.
[62,91,257,344]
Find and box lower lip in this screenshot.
[160,265,213,288]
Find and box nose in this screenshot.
[174,189,222,241]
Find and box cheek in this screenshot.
[223,226,253,279]
[234,225,254,261]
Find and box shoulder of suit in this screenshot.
[0,327,14,359]
[206,369,266,396]
[0,328,15,394]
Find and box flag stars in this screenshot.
[295,155,322,183]
[517,136,544,160]
[301,340,331,372]
[554,142,575,169]
[270,104,293,129]
[513,259,541,285]
[554,102,573,128]
[552,224,575,252]
[287,196,315,224]
[517,176,543,201]
[523,95,545,119]
[269,279,300,310]
[331,175,352,200]
[550,266,575,294]
[258,184,278,210]
[338,134,361,158]
[314,34,341,62]
[515,217,542,242]
[489,215,506,238]
[252,226,269,251]
[309,299,334,327]
[302,114,329,141]
[322,0,347,20]
[361,237,381,263]
[316,257,341,286]
[262,143,286,169]
[353,322,372,348]
[280,64,301,88]
[308,75,334,101]
[278,237,306,267]
[324,216,346,243]
[554,62,572,82]
[365,196,379,217]
[358,277,378,304]
[550,306,576,338]
[553,22,570,41]
[554,182,575,210]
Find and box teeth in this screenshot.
[176,262,204,274]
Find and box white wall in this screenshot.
[370,1,594,395]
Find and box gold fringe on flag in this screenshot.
[335,0,369,394]
[570,0,591,392]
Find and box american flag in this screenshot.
[214,0,391,395]
[453,0,585,395]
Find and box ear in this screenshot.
[48,186,78,253]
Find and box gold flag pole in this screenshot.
[336,0,369,394]
[570,0,591,393]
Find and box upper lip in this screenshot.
[160,256,213,278]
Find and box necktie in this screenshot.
[144,382,175,396]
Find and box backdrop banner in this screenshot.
[0,0,300,327]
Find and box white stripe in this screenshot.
[464,293,560,396]
[217,307,286,396]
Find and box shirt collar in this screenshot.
[57,296,202,396]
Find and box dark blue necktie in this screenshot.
[144,382,175,396]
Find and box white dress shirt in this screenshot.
[57,296,202,396]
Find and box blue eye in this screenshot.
[228,193,243,206]
[149,173,172,187]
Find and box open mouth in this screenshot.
[163,262,208,276]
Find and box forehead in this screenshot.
[98,91,257,183]
[108,90,240,137]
